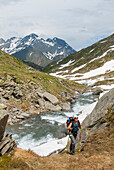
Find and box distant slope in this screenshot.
[44,33,114,88]
[0,34,76,67]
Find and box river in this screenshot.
[6,91,98,156]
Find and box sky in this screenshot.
[0,0,114,50]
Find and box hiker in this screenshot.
[67,116,81,155]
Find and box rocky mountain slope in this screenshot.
[44,33,114,89]
[0,49,87,124]
[0,34,76,67]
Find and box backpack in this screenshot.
[66,116,74,127]
[66,116,81,128]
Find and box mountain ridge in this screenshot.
[0,33,76,67]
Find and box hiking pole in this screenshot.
[78,128,81,152]
[65,131,71,151]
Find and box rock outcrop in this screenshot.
[0,104,9,141]
[0,104,16,155]
[80,88,114,145]
[0,134,16,156]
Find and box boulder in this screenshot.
[61,102,71,111]
[37,91,44,98]
[38,98,45,108]
[44,101,61,111]
[92,87,104,95]
[0,109,9,141]
[43,92,59,105]
[21,112,30,118]
[0,134,16,156]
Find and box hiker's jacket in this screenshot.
[71,121,79,134]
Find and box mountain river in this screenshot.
[6,91,98,156]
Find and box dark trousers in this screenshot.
[70,132,77,154]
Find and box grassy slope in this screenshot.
[0,105,113,170]
[0,50,87,102]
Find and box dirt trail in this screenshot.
[12,124,114,170]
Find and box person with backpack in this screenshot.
[67,116,81,155]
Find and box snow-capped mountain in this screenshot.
[0,33,76,66]
[45,33,114,89]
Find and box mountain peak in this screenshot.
[0,38,5,44]
[24,33,39,40]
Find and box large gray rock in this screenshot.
[61,102,71,111]
[81,88,114,144]
[43,92,59,105]
[0,108,9,141]
[38,98,45,108]
[44,101,61,111]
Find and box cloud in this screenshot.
[0,0,114,50]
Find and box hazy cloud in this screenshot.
[0,0,114,50]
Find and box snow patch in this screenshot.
[88,48,95,53]
[43,51,64,60]
[68,60,114,80]
[100,40,107,43]
[45,41,55,47]
[71,64,86,73]
[32,136,68,156]
[59,60,75,69]
[78,102,97,123]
